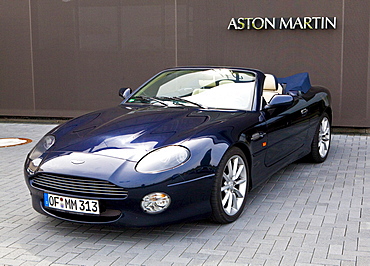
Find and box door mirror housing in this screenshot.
[264,95,294,109]
[119,88,132,100]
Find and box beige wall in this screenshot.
[1,0,369,127]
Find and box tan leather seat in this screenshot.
[263,74,283,102]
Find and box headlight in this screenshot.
[27,135,55,174]
[136,145,190,173]
[29,135,55,160]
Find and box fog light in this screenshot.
[141,192,171,214]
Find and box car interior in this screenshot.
[262,74,284,103]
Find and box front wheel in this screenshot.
[211,147,249,224]
[308,113,331,163]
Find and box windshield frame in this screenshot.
[123,67,264,112]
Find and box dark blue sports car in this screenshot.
[24,67,331,226]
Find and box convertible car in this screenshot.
[24,67,331,226]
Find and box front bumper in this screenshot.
[26,171,215,227]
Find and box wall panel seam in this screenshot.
[28,0,36,113]
[339,0,345,121]
[175,0,178,66]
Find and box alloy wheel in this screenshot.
[318,116,331,158]
[221,155,247,216]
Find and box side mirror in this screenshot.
[264,95,294,109]
[119,88,132,100]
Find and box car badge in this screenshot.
[71,160,85,165]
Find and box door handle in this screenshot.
[301,108,308,116]
[251,132,266,141]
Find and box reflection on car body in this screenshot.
[24,67,332,226]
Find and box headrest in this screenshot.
[263,74,278,91]
[199,80,214,87]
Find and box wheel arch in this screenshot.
[210,144,251,223]
[232,142,253,191]
[324,106,333,123]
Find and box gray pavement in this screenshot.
[0,122,370,266]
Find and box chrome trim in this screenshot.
[167,174,215,187]
[31,173,128,199]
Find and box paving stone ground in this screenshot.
[0,122,370,266]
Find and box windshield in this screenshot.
[128,68,256,111]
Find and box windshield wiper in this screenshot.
[160,96,205,108]
[130,96,168,106]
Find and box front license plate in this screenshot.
[44,193,100,215]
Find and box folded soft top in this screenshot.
[277,72,311,94]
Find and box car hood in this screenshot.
[48,104,244,161]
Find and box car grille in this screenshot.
[30,173,128,199]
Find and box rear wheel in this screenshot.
[308,113,331,163]
[211,147,249,223]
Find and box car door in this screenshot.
[263,96,310,167]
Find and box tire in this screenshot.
[211,147,249,224]
[308,113,331,163]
